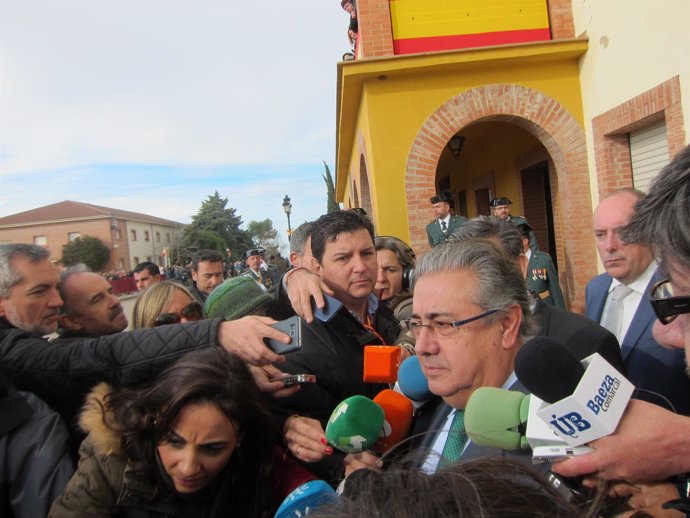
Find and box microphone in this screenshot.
[363,346,401,383]
[273,480,338,518]
[514,337,634,448]
[372,389,414,453]
[325,395,384,453]
[396,355,433,403]
[464,386,530,450]
[514,336,585,403]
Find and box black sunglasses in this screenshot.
[154,301,204,327]
[649,279,690,325]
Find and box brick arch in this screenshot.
[405,84,594,310]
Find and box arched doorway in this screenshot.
[405,84,594,310]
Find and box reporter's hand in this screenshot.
[283,415,333,462]
[249,364,300,398]
[285,269,334,323]
[610,482,683,518]
[343,451,383,478]
[217,316,286,366]
[552,399,690,482]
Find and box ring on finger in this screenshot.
[296,446,302,456]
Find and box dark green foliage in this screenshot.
[61,236,111,272]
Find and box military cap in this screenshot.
[489,197,512,208]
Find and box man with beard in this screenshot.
[52,264,129,344]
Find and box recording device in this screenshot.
[325,395,384,453]
[515,337,634,448]
[273,480,338,518]
[465,386,530,450]
[312,293,341,322]
[372,389,414,453]
[363,346,401,383]
[270,374,317,386]
[396,355,434,403]
[264,315,302,355]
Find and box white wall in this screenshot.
[572,0,690,207]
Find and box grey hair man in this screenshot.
[554,144,690,485]
[448,216,625,372]
[289,221,319,273]
[0,244,62,336]
[54,264,129,343]
[408,239,534,471]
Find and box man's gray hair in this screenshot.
[623,144,690,271]
[415,239,535,342]
[59,263,92,316]
[447,216,524,259]
[290,221,314,254]
[0,243,50,298]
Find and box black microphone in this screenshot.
[514,337,585,404]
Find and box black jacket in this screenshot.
[0,371,74,518]
[270,302,399,482]
[0,317,222,430]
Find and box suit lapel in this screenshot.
[620,272,660,360]
[587,275,611,322]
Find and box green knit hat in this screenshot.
[204,276,273,321]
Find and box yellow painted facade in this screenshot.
[337,39,586,242]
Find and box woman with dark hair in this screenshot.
[375,236,417,356]
[49,348,294,518]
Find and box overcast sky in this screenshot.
[0,0,349,246]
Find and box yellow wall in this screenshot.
[338,43,584,242]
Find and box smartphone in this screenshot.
[264,315,302,354]
[270,374,317,386]
[312,293,342,322]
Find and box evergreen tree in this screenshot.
[247,218,286,257]
[323,161,340,214]
[61,236,111,272]
[180,191,253,261]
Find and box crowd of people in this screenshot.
[1,143,690,517]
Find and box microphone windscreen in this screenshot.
[273,480,338,518]
[325,395,384,453]
[397,356,433,402]
[465,387,530,450]
[372,389,414,453]
[515,337,586,404]
[363,346,401,383]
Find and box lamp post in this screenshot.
[282,195,293,237]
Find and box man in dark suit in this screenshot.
[426,191,467,247]
[586,189,690,415]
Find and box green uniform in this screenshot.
[426,215,468,247]
[526,250,565,309]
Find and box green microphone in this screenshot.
[464,387,530,450]
[325,395,385,453]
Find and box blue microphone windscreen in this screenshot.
[397,356,433,401]
[274,480,338,518]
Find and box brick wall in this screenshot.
[356,0,394,58]
[405,84,592,311]
[548,0,575,40]
[592,76,686,198]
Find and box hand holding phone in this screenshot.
[264,315,302,354]
[270,374,317,386]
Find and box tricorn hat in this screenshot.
[489,197,512,208]
[430,190,453,204]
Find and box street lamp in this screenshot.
[282,195,293,237]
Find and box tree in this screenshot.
[180,191,253,261]
[61,236,111,272]
[323,161,340,214]
[247,218,287,257]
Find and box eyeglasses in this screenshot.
[650,279,690,325]
[401,309,499,338]
[154,301,204,327]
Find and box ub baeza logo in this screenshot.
[587,375,621,415]
[549,412,591,438]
